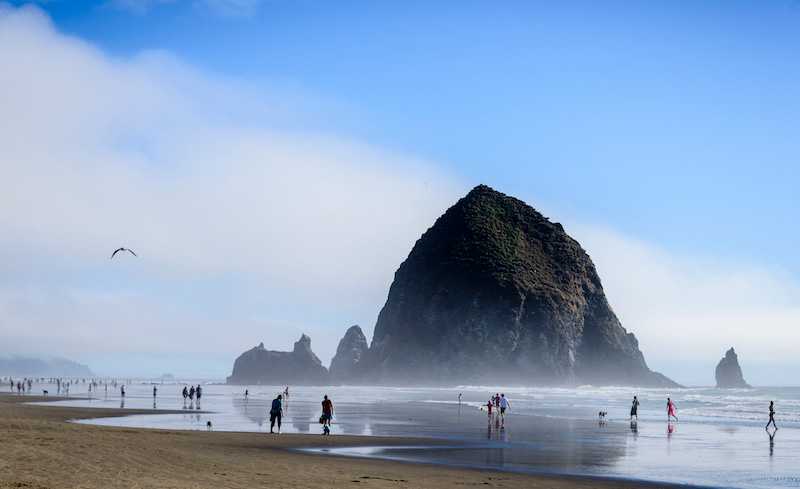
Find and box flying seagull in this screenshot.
[111,248,137,259]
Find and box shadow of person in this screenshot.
[630,420,638,438]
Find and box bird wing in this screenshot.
[111,249,121,259]
[127,249,137,256]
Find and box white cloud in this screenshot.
[0,4,465,376]
[568,223,800,379]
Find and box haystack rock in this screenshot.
[329,325,369,383]
[358,185,679,387]
[715,348,752,389]
[226,335,328,385]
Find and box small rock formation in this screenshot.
[715,348,751,389]
[357,185,679,387]
[226,335,328,385]
[329,325,369,383]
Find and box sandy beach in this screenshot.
[0,393,694,489]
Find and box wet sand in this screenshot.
[0,393,688,488]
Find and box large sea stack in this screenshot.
[226,335,328,385]
[715,348,752,389]
[360,185,678,387]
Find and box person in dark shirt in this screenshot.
[270,394,284,434]
[321,395,334,435]
[766,401,777,429]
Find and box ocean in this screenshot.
[23,380,800,488]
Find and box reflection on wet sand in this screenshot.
[767,427,777,456]
[234,397,268,427]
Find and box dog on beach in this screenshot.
[598,411,607,419]
[206,421,212,431]
[42,390,48,396]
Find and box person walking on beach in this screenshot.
[244,390,248,400]
[630,396,640,420]
[153,386,157,399]
[196,385,202,403]
[766,401,777,429]
[270,394,283,434]
[321,395,334,435]
[121,385,125,398]
[667,397,678,421]
[499,394,510,424]
[485,399,493,421]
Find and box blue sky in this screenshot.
[47,0,800,265]
[1,1,799,384]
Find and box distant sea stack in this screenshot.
[360,185,678,387]
[0,356,94,378]
[715,348,752,389]
[329,325,369,383]
[226,335,328,385]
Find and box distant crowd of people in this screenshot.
[463,391,780,433]
[629,395,778,429]
[4,378,783,437]
[5,377,132,397]
[181,384,203,408]
[483,393,511,428]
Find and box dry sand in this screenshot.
[0,393,681,488]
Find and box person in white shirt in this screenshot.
[498,394,510,424]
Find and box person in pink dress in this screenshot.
[667,397,678,421]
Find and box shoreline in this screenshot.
[0,392,700,488]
